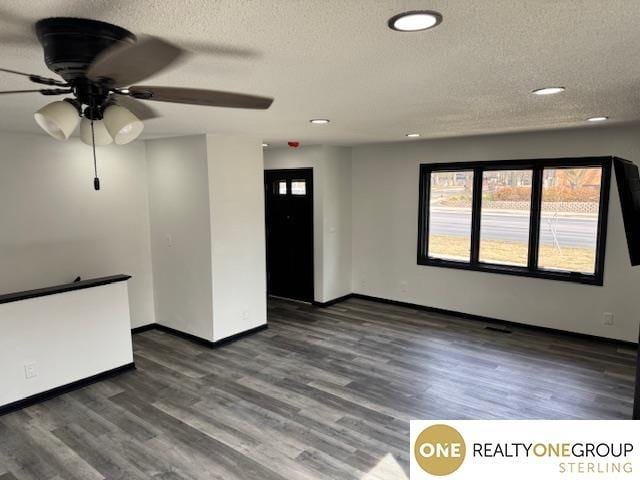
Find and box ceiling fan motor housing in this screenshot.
[35,17,136,83]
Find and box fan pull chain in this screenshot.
[90,119,100,191]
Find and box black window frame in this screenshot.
[417,156,612,286]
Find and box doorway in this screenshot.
[264,168,314,302]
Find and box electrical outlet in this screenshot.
[400,281,408,293]
[242,310,249,321]
[24,363,37,379]
[165,234,173,247]
[603,312,614,326]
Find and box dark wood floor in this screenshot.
[0,297,636,480]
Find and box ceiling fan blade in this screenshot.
[0,89,44,95]
[87,36,186,88]
[129,86,274,110]
[0,88,71,95]
[0,67,68,86]
[113,94,160,120]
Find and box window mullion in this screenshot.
[470,167,483,264]
[417,166,430,262]
[528,166,543,271]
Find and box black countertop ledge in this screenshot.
[0,275,131,305]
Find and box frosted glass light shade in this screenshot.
[103,105,144,144]
[34,101,80,140]
[80,119,113,146]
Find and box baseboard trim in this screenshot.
[131,323,157,334]
[153,324,216,347]
[0,362,135,417]
[351,293,638,348]
[214,324,269,347]
[132,323,268,348]
[315,292,637,348]
[269,294,312,305]
[312,294,353,307]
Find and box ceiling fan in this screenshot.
[1,17,274,190]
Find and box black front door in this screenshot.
[264,168,314,302]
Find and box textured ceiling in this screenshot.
[1,0,640,146]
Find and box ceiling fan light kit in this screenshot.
[1,16,274,190]
[102,105,144,145]
[34,100,80,140]
[80,118,112,146]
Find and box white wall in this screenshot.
[207,135,267,341]
[4,125,635,342]
[352,125,640,342]
[146,134,267,342]
[322,146,353,301]
[0,130,266,341]
[0,281,133,407]
[146,135,214,340]
[0,132,155,328]
[264,145,352,302]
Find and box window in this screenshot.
[418,157,612,285]
[479,169,533,267]
[278,181,287,195]
[291,180,307,195]
[428,170,474,261]
[538,167,602,274]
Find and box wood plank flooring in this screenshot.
[0,297,637,480]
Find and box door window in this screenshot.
[291,180,306,195]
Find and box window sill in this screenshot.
[417,257,603,286]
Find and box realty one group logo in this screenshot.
[414,424,466,476]
[410,421,639,479]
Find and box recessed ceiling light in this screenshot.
[262,143,269,147]
[406,133,421,138]
[532,86,565,96]
[310,119,330,124]
[388,11,443,32]
[587,116,608,122]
